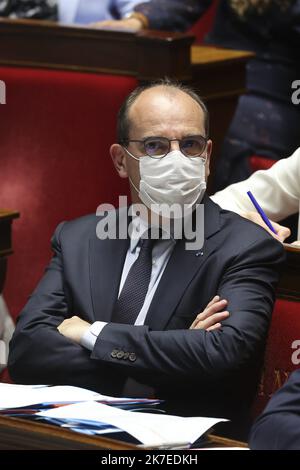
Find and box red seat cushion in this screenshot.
[0,66,137,319]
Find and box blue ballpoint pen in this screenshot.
[247,191,277,234]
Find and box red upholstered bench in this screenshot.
[0,66,136,319]
[252,298,300,417]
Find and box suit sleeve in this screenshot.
[211,148,300,221]
[134,0,212,31]
[250,369,300,450]
[8,223,122,392]
[91,236,284,384]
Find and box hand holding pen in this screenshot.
[243,191,290,242]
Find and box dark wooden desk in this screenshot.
[0,210,19,294]
[0,415,247,450]
[277,245,300,301]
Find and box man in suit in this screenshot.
[250,369,300,449]
[8,80,284,436]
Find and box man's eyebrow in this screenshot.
[133,133,204,139]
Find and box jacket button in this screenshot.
[111,349,119,358]
[117,350,125,359]
[123,352,130,360]
[129,353,137,362]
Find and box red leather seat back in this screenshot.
[249,155,276,173]
[188,0,218,43]
[0,66,137,318]
[252,298,300,417]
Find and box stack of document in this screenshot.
[0,382,160,409]
[0,383,227,448]
[37,401,227,448]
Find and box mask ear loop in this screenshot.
[121,147,141,195]
[122,146,140,161]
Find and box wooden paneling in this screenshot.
[0,19,194,81]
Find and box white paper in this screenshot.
[38,401,227,447]
[0,383,132,409]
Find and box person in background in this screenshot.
[58,0,149,25]
[249,369,300,449]
[0,0,57,19]
[211,147,300,244]
[95,0,300,191]
[0,0,148,24]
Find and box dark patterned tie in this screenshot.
[112,233,155,325]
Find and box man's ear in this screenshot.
[205,140,212,179]
[110,144,128,178]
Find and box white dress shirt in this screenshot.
[81,216,175,350]
[58,0,148,24]
[211,147,300,238]
[0,295,15,372]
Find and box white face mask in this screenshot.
[129,150,207,217]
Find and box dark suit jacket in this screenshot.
[8,198,284,430]
[250,369,300,449]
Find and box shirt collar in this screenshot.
[129,215,175,253]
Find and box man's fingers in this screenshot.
[207,323,222,332]
[192,311,229,330]
[206,295,220,309]
[196,299,227,321]
[189,298,228,329]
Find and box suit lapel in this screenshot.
[145,197,222,330]
[89,208,130,322]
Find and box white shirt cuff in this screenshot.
[80,321,107,351]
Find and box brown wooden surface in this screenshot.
[0,414,247,450]
[0,210,19,293]
[277,245,300,301]
[207,434,248,448]
[0,414,138,450]
[0,19,194,81]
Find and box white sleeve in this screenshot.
[0,295,15,372]
[211,148,300,222]
[116,0,150,17]
[80,321,107,351]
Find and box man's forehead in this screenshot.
[128,86,204,123]
[131,86,197,109]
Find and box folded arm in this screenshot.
[88,237,283,385]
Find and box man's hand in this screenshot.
[240,211,291,242]
[57,316,91,344]
[89,18,144,31]
[190,296,229,331]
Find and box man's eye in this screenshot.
[182,140,196,149]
